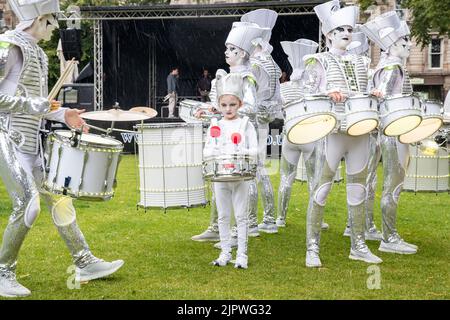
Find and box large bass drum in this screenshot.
[135,122,207,209]
[404,143,449,192]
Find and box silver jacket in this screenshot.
[372,56,413,96]
[0,30,50,154]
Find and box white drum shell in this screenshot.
[44,131,123,201]
[136,123,207,208]
[203,155,257,182]
[344,96,379,136]
[380,95,422,136]
[404,145,449,192]
[284,97,336,144]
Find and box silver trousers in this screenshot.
[380,134,410,242]
[277,136,317,222]
[0,134,95,274]
[306,132,371,254]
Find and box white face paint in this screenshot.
[224,44,246,67]
[328,26,353,51]
[31,13,59,41]
[389,36,412,59]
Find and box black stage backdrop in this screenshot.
[96,15,319,152]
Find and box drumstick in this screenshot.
[47,58,78,105]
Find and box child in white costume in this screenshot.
[204,73,258,269]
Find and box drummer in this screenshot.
[361,11,418,254]
[204,73,258,269]
[192,22,268,244]
[0,0,123,298]
[342,26,383,241]
[302,0,382,267]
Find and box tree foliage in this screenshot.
[358,0,450,47]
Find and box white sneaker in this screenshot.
[349,249,382,264]
[378,240,417,254]
[0,271,31,298]
[343,226,351,237]
[275,218,286,227]
[191,228,220,242]
[248,226,260,237]
[258,222,278,234]
[321,222,329,230]
[234,254,248,269]
[76,259,124,282]
[214,237,237,250]
[212,252,232,267]
[365,229,383,241]
[305,251,322,268]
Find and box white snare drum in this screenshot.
[44,130,123,201]
[399,100,443,144]
[179,99,220,125]
[379,94,422,136]
[284,95,337,145]
[135,122,207,208]
[344,95,379,136]
[203,154,257,182]
[295,153,343,182]
[404,144,449,192]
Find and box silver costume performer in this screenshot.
[303,0,382,267]
[0,0,123,297]
[276,39,320,227]
[241,9,281,233]
[343,26,382,240]
[361,11,418,254]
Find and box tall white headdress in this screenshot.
[8,0,60,21]
[346,25,369,55]
[226,21,270,55]
[241,9,278,42]
[360,11,410,51]
[216,72,244,101]
[280,39,318,70]
[314,0,359,36]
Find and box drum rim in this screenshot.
[346,118,379,136]
[43,182,114,201]
[398,118,444,144]
[286,114,337,144]
[134,122,203,129]
[52,130,124,150]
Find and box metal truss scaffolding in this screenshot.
[81,0,323,110]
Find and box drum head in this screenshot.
[347,119,378,136]
[55,130,122,146]
[287,114,336,144]
[399,118,443,144]
[384,115,422,136]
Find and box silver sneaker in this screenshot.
[191,227,220,242]
[0,270,31,298]
[349,248,382,264]
[76,259,124,282]
[258,222,278,234]
[234,254,248,269]
[321,222,329,230]
[275,218,286,227]
[248,226,260,237]
[365,228,383,241]
[212,252,232,267]
[379,240,417,255]
[305,251,322,268]
[343,226,351,237]
[214,237,237,249]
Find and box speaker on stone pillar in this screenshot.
[59,28,82,61]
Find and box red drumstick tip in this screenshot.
[210,126,221,138]
[231,132,242,145]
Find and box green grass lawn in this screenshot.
[0,155,448,300]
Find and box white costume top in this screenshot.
[204,116,258,159]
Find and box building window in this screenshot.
[429,38,443,69]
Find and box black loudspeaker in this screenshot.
[59,29,82,61]
[59,83,95,112]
